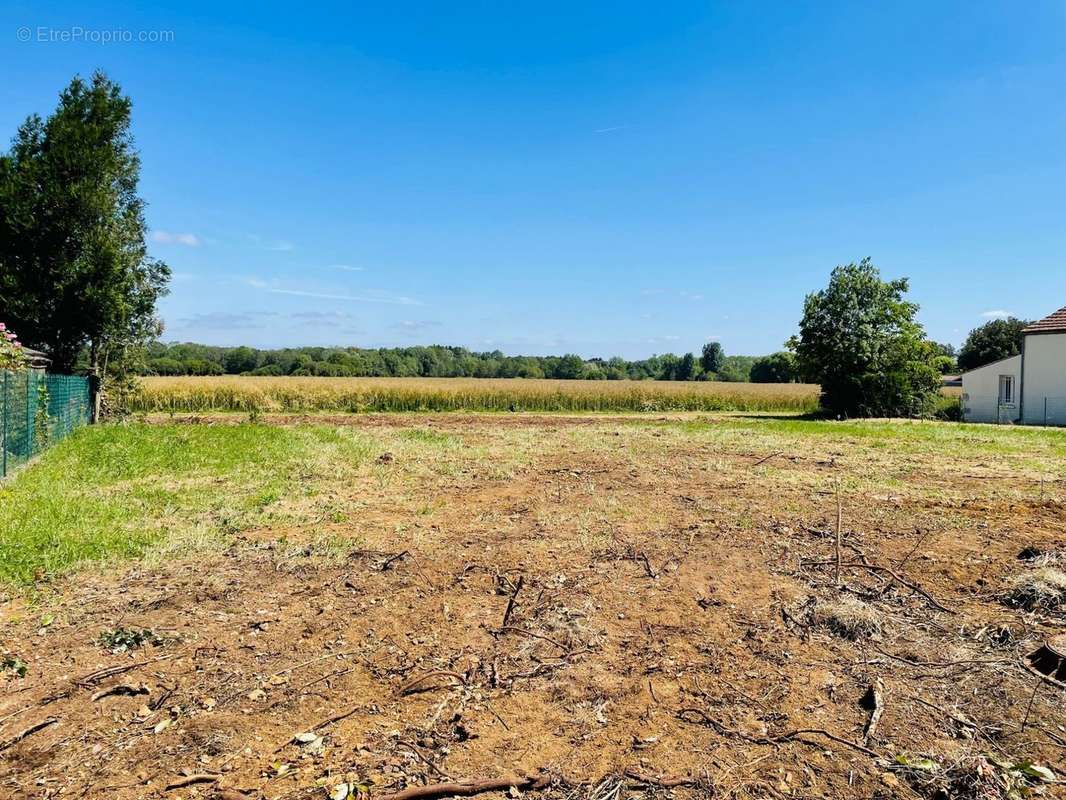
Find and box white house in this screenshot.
[961,307,1066,425]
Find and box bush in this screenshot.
[793,260,944,418]
[0,322,28,369]
[934,395,962,421]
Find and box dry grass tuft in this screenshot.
[1004,568,1066,612]
[813,596,883,639]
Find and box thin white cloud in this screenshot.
[641,289,703,302]
[246,278,422,306]
[331,264,365,272]
[290,310,356,322]
[174,311,278,329]
[594,125,629,134]
[152,230,201,247]
[391,320,442,333]
[247,234,295,252]
[981,309,1013,319]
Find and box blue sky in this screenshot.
[2,2,1065,358]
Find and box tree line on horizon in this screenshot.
[140,340,802,383]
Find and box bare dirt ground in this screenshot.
[1,414,1065,799]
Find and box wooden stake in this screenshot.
[835,480,843,586]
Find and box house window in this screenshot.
[999,375,1014,405]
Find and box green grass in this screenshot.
[661,414,1066,454]
[2,415,1064,588]
[0,423,375,586]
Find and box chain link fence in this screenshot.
[1,370,92,477]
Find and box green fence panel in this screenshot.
[1,370,91,477]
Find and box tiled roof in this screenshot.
[1024,307,1066,334]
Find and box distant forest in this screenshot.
[141,342,800,383]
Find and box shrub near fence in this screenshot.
[1,371,92,477]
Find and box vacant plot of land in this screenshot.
[133,376,823,414]
[0,415,1064,799]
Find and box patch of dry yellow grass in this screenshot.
[133,376,822,414]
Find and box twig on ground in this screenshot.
[272,704,362,752]
[1020,676,1041,733]
[397,738,453,779]
[874,647,1007,669]
[91,683,150,702]
[750,451,783,468]
[804,558,954,614]
[381,550,410,571]
[501,575,524,627]
[75,654,177,688]
[374,769,698,800]
[398,670,465,696]
[906,694,979,730]
[149,684,176,711]
[623,769,696,788]
[164,773,220,791]
[637,551,658,579]
[270,649,361,678]
[677,708,879,758]
[377,772,550,800]
[495,626,568,650]
[0,717,58,752]
[895,528,934,572]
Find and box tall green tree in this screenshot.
[957,318,1029,371]
[553,354,586,379]
[791,259,941,417]
[0,72,169,372]
[223,346,260,374]
[676,352,696,381]
[750,351,797,383]
[700,341,724,375]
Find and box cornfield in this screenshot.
[132,376,822,414]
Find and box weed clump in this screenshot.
[1,654,27,677]
[893,754,1055,800]
[96,627,164,654]
[1004,568,1066,612]
[813,596,882,639]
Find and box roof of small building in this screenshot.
[22,347,51,368]
[1024,306,1066,334]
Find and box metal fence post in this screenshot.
[1045,397,1048,427]
[89,371,101,424]
[26,371,33,458]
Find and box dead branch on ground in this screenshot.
[677,707,879,758]
[164,773,220,791]
[861,679,885,744]
[0,717,58,752]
